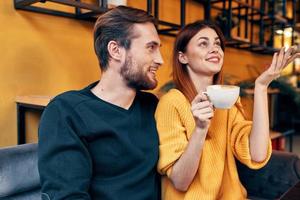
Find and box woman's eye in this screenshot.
[215,41,221,46]
[199,41,208,47]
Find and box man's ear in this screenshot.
[178,51,188,64]
[107,40,123,61]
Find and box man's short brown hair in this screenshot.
[94,6,155,71]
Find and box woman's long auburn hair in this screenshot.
[173,20,225,103]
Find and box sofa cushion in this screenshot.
[237,150,300,199]
[0,143,40,198]
[2,189,40,200]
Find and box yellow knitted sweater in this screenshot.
[155,89,272,200]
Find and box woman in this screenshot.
[155,20,299,200]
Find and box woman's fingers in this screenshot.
[193,106,213,115]
[191,100,212,111]
[191,94,215,128]
[269,47,294,80]
[191,93,208,105]
[269,52,278,71]
[258,46,299,86]
[193,109,214,120]
[278,46,300,70]
[275,47,285,71]
[282,47,294,67]
[191,98,214,123]
[286,52,300,65]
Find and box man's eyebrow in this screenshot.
[146,41,162,47]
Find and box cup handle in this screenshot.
[202,91,211,102]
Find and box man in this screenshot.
[38,6,163,200]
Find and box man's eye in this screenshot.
[148,45,156,51]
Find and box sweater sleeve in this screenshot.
[229,99,272,169]
[155,94,189,177]
[38,101,92,200]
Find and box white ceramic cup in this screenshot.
[203,85,240,109]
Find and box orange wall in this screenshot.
[0,0,99,146]
[0,0,272,147]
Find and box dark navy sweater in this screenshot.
[38,82,161,200]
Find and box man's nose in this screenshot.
[155,51,164,65]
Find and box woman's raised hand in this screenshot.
[256,46,300,87]
[191,93,214,129]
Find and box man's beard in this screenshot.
[120,55,157,90]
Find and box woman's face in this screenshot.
[179,27,224,77]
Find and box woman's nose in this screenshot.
[210,43,222,54]
[210,45,219,53]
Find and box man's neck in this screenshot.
[91,70,136,110]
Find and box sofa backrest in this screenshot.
[237,150,300,199]
[1,143,299,200]
[0,143,40,199]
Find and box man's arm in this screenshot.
[38,101,92,200]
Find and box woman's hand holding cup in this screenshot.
[191,93,214,129]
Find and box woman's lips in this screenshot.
[206,56,220,63]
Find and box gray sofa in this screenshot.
[0,143,40,200]
[0,143,299,200]
[237,150,300,199]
